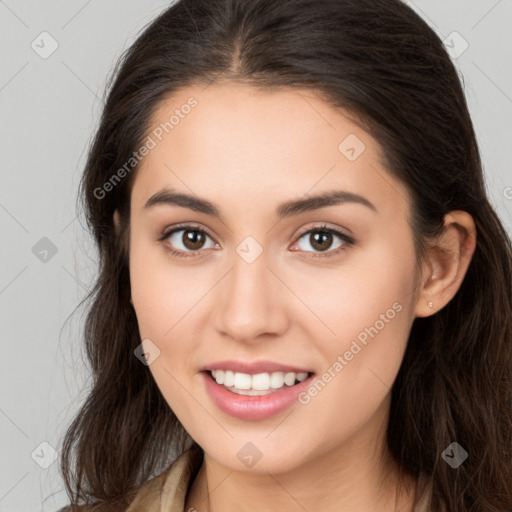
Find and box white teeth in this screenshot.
[296,372,308,382]
[284,372,296,386]
[214,370,225,385]
[252,373,270,390]
[270,371,285,389]
[223,370,234,387]
[211,369,309,393]
[233,372,252,390]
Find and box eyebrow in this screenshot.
[144,187,377,219]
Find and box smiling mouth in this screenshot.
[204,369,315,396]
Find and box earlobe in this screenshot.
[414,210,477,318]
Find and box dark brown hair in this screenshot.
[60,0,512,510]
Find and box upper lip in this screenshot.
[201,360,314,375]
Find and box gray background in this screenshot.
[1,1,511,510]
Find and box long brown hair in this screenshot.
[60,0,512,510]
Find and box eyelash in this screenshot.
[157,223,355,260]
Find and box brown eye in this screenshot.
[293,225,354,258]
[160,225,217,257]
[308,231,334,252]
[181,229,207,250]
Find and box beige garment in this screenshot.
[125,444,432,512]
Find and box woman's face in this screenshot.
[127,82,423,473]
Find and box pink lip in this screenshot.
[201,359,313,375]
[201,370,315,421]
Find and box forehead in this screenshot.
[131,82,411,220]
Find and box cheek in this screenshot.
[278,281,413,467]
[128,237,215,402]
[294,284,414,447]
[129,241,201,410]
[294,234,416,342]
[300,234,417,393]
[129,235,195,338]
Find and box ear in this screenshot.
[414,210,477,318]
[113,209,134,306]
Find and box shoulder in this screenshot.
[56,497,139,512]
[126,443,204,511]
[58,444,204,512]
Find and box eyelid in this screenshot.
[161,222,215,239]
[294,222,351,241]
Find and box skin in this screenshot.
[115,82,476,512]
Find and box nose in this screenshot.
[214,249,289,343]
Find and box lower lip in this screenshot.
[201,371,315,421]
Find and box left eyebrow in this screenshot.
[143,187,378,220]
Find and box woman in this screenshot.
[59,0,512,511]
